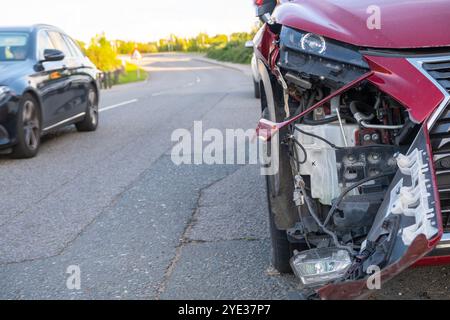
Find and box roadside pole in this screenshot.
[132,48,143,80]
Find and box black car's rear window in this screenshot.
[0,32,30,61]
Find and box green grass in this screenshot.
[206,41,252,64]
[118,62,148,85]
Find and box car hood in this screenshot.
[275,0,450,49]
[0,61,30,85]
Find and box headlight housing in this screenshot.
[278,26,370,88]
[280,26,369,69]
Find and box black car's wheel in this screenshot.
[11,94,41,159]
[254,80,261,99]
[76,86,98,132]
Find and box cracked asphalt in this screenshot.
[0,53,448,300]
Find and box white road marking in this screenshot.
[99,99,139,112]
[151,92,166,97]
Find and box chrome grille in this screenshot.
[425,59,450,231]
[423,60,450,93]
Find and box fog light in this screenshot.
[290,248,352,287]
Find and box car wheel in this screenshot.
[266,175,294,273]
[76,86,98,132]
[262,107,294,273]
[11,94,41,159]
[254,80,261,99]
[262,80,310,273]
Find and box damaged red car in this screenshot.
[252,0,450,299]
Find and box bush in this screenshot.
[118,62,148,85]
[206,40,253,64]
[116,41,159,55]
[86,36,121,72]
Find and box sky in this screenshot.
[2,0,258,43]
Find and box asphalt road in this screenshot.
[0,53,448,300]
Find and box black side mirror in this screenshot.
[255,0,277,19]
[43,49,65,62]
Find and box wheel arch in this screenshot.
[258,58,299,231]
[90,80,100,105]
[23,88,43,126]
[257,58,276,117]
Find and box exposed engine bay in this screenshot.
[252,0,446,300]
[268,25,438,292]
[285,85,411,246]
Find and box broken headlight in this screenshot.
[290,248,352,287]
[280,26,369,69]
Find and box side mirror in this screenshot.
[255,0,277,18]
[43,49,65,62]
[245,41,254,49]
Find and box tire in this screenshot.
[262,82,310,273]
[254,80,261,99]
[76,86,99,132]
[11,94,41,159]
[266,175,294,273]
[262,106,294,273]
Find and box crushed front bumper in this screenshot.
[311,126,443,300]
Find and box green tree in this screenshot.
[86,35,121,72]
[116,40,135,55]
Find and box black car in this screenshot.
[0,24,100,158]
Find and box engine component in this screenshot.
[333,193,385,238]
[294,123,359,205]
[356,128,382,146]
[335,145,398,193]
[285,72,312,90]
[295,175,353,252]
[350,101,404,130]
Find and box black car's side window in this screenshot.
[64,36,85,59]
[47,31,72,58]
[37,30,55,61]
[62,35,83,59]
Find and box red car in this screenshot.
[253,0,450,299]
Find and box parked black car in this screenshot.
[0,25,100,158]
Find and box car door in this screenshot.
[62,35,91,116]
[45,30,81,125]
[34,29,72,129]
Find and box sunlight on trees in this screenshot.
[79,27,259,71]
